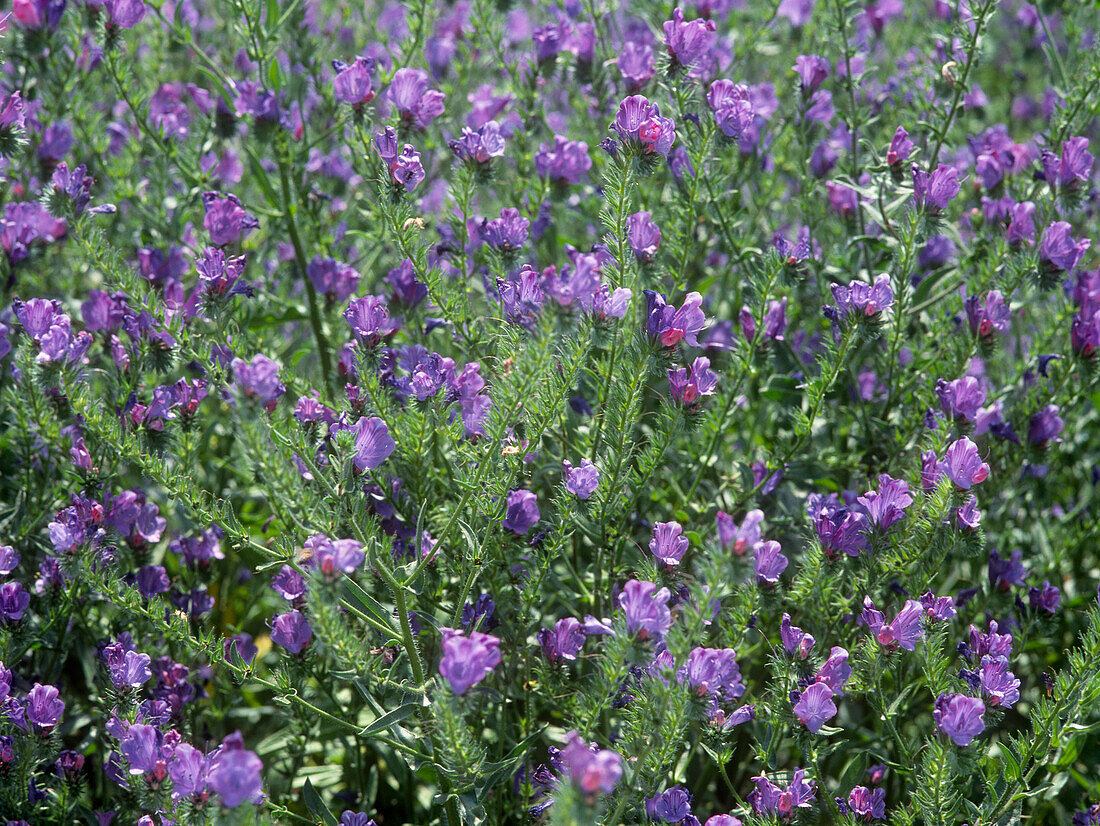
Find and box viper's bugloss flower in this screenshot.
[344,294,399,347]
[618,579,672,640]
[231,354,285,411]
[613,95,675,157]
[304,535,365,576]
[499,265,545,329]
[271,565,307,602]
[707,80,755,141]
[482,207,530,252]
[679,647,744,700]
[1028,404,1064,447]
[920,591,957,622]
[439,627,501,695]
[0,546,19,576]
[704,816,742,826]
[105,0,146,29]
[885,126,913,168]
[1029,580,1061,613]
[0,582,30,622]
[829,274,894,319]
[975,654,1020,706]
[25,683,64,734]
[754,540,787,585]
[936,376,985,423]
[644,290,705,347]
[964,290,1010,339]
[662,8,716,69]
[270,610,312,654]
[49,162,115,216]
[846,786,886,820]
[0,91,25,132]
[911,163,960,214]
[749,768,816,818]
[563,458,599,499]
[794,681,836,733]
[386,68,445,129]
[989,548,1028,590]
[307,256,360,303]
[340,812,377,826]
[538,617,586,664]
[942,437,990,489]
[808,493,869,558]
[535,135,591,185]
[717,508,763,555]
[196,246,248,299]
[650,520,689,567]
[1005,201,1036,247]
[201,192,258,247]
[816,646,852,695]
[780,613,814,658]
[1040,222,1090,273]
[668,356,718,406]
[345,416,396,472]
[502,489,540,534]
[207,732,263,807]
[374,127,425,192]
[1041,136,1093,192]
[107,647,152,689]
[120,723,161,775]
[857,474,912,529]
[862,597,923,650]
[332,57,375,106]
[646,785,695,822]
[559,731,622,795]
[627,210,662,262]
[793,54,829,94]
[451,120,505,165]
[934,693,985,746]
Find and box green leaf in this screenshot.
[340,579,399,639]
[303,779,339,826]
[360,703,420,737]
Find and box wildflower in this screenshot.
[627,211,662,262]
[344,294,398,347]
[933,693,985,746]
[650,521,689,568]
[346,416,396,472]
[559,732,622,795]
[332,57,375,106]
[936,377,985,423]
[989,549,1028,590]
[535,136,592,185]
[481,208,530,253]
[808,494,868,558]
[816,647,852,695]
[885,126,913,168]
[943,437,990,489]
[912,163,960,214]
[207,732,263,807]
[1027,405,1064,447]
[538,618,586,664]
[618,579,672,640]
[830,274,894,319]
[793,54,829,94]
[1028,580,1061,613]
[1005,201,1036,246]
[439,627,502,695]
[618,41,656,92]
[232,355,285,411]
[644,290,706,347]
[794,682,837,733]
[108,649,152,689]
[1040,222,1090,273]
[374,127,425,192]
[780,613,814,658]
[862,597,924,651]
[976,655,1020,706]
[754,540,788,585]
[450,121,506,165]
[49,162,116,216]
[613,95,676,157]
[668,356,718,406]
[305,535,365,576]
[1041,136,1093,192]
[196,247,248,299]
[224,634,258,666]
[25,683,65,734]
[964,290,1010,340]
[105,0,146,29]
[120,724,162,775]
[846,786,886,819]
[857,474,912,529]
[502,489,540,534]
[749,769,816,818]
[499,265,545,329]
[168,743,209,799]
[646,785,695,822]
[386,68,445,129]
[201,192,258,247]
[679,648,744,700]
[662,8,716,70]
[717,509,764,554]
[563,458,599,499]
[270,610,312,654]
[707,80,755,140]
[307,257,360,303]
[0,582,30,622]
[919,592,957,622]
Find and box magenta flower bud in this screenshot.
[438,627,502,695]
[332,57,375,106]
[794,681,837,733]
[934,693,985,746]
[563,458,599,499]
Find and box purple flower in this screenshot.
[26,683,64,734]
[912,164,960,214]
[920,592,957,622]
[662,8,716,69]
[109,649,152,689]
[538,617,586,664]
[847,786,886,820]
[347,416,396,472]
[482,208,530,252]
[679,647,744,700]
[618,41,655,92]
[808,494,868,558]
[707,80,755,141]
[386,68,445,129]
[644,290,706,347]
[307,257,360,303]
[886,126,913,167]
[0,546,19,576]
[650,521,689,567]
[989,549,1028,591]
[1027,404,1064,447]
[646,785,694,822]
[439,627,502,695]
[451,121,506,165]
[936,376,985,422]
[502,489,540,534]
[305,534,365,576]
[815,647,852,695]
[617,579,672,640]
[1040,222,1090,273]
[559,731,622,795]
[535,136,592,185]
[627,211,662,262]
[830,274,894,319]
[271,566,307,602]
[717,509,764,555]
[168,743,209,799]
[0,582,30,622]
[977,655,1020,707]
[1042,137,1094,192]
[196,247,248,299]
[499,265,545,329]
[668,356,718,406]
[862,597,923,651]
[105,0,146,29]
[749,768,816,817]
[232,355,285,411]
[332,57,375,106]
[780,613,814,658]
[0,91,26,132]
[934,693,985,746]
[340,813,378,826]
[201,192,258,247]
[754,540,788,585]
[793,54,829,94]
[794,682,837,733]
[613,95,676,157]
[121,724,161,774]
[344,294,399,348]
[965,290,1010,339]
[374,127,425,192]
[1029,580,1061,613]
[270,610,312,654]
[1006,201,1036,246]
[207,732,263,807]
[943,437,990,489]
[857,474,912,529]
[563,459,599,499]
